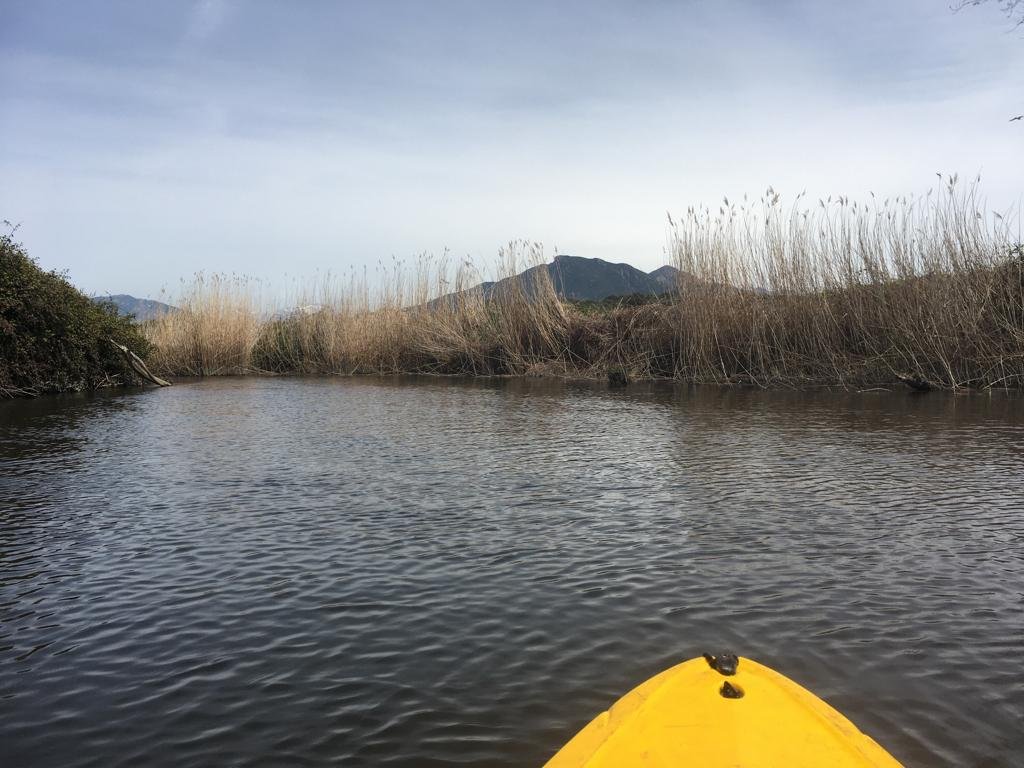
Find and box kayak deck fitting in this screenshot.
[544,653,903,767]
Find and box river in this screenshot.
[1,377,1022,766]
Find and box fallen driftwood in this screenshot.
[109,339,171,387]
[896,372,934,392]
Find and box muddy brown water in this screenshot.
[1,377,1022,767]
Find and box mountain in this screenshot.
[548,255,679,300]
[481,255,680,302]
[93,294,176,321]
[648,265,682,293]
[97,257,680,321]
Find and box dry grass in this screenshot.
[146,243,576,378]
[144,179,1023,389]
[146,273,262,375]
[669,176,1022,388]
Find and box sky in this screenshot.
[1,0,1022,299]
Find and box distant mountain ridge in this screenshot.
[548,255,680,300]
[93,294,175,321]
[477,255,680,302]
[97,257,679,322]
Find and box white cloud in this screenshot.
[1,0,1022,298]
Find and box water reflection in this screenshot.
[1,378,1022,767]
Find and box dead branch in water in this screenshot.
[896,372,935,392]
[109,339,171,387]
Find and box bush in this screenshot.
[0,229,153,397]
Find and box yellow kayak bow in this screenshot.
[545,653,903,767]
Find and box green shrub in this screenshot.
[0,229,152,397]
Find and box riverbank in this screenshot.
[0,230,152,397]
[4,181,1019,395]
[144,182,1023,390]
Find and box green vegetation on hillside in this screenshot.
[566,292,674,314]
[0,228,152,397]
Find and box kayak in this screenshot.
[544,653,902,767]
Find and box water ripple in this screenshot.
[1,379,1022,767]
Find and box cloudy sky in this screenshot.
[1,0,1021,299]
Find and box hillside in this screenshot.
[481,255,680,301]
[548,255,679,299]
[93,294,176,321]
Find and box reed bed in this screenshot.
[146,273,262,375]
[145,179,1023,389]
[146,243,577,378]
[670,176,1022,388]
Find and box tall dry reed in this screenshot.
[143,179,1023,389]
[146,273,262,375]
[669,176,1022,388]
[147,242,574,378]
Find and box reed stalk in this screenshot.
[143,180,1023,390]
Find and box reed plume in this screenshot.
[144,179,1023,390]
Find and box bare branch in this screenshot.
[951,0,1024,27]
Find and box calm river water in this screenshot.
[1,378,1022,767]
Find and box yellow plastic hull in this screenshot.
[545,656,903,767]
